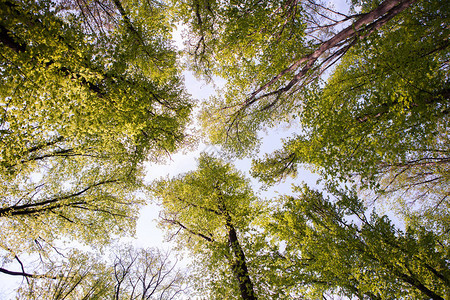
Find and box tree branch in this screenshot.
[0,267,56,279]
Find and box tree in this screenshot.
[267,185,449,299]
[0,0,192,281]
[1,0,192,171]
[184,0,448,211]
[169,0,417,154]
[16,250,111,300]
[152,154,259,300]
[16,246,188,299]
[251,0,449,209]
[110,246,187,300]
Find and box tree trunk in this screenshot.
[225,219,257,300]
[246,0,417,105]
[215,188,257,300]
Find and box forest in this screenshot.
[0,0,448,298]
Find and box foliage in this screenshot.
[0,0,192,281]
[180,0,419,157]
[0,0,192,170]
[171,0,311,156]
[1,0,448,298]
[152,155,449,299]
[268,185,450,299]
[152,154,260,300]
[174,0,448,212]
[251,0,449,208]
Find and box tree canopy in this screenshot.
[268,185,449,299]
[152,154,260,299]
[190,0,449,215]
[0,0,192,288]
[1,0,448,298]
[152,156,449,299]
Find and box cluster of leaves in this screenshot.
[269,185,449,299]
[0,0,193,294]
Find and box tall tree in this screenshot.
[267,185,449,299]
[171,0,419,155]
[0,0,192,279]
[182,0,449,211]
[250,0,449,208]
[152,155,449,299]
[152,154,259,300]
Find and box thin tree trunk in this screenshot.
[225,218,257,300]
[215,188,257,300]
